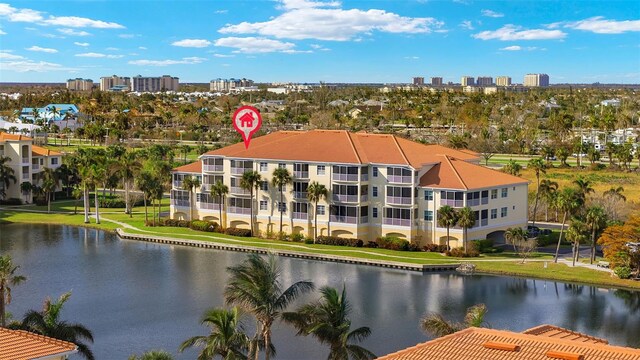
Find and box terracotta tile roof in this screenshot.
[173,160,202,173]
[377,327,640,360]
[0,132,32,142]
[420,155,528,190]
[0,328,77,360]
[522,324,609,345]
[32,145,62,157]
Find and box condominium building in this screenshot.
[131,75,179,92]
[100,75,131,91]
[66,78,93,91]
[476,76,493,86]
[210,78,255,92]
[524,73,550,87]
[412,77,425,86]
[170,130,528,246]
[461,76,475,86]
[0,133,62,202]
[430,77,443,86]
[496,76,512,87]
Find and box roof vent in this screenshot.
[483,341,520,352]
[546,350,584,360]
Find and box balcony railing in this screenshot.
[231,167,251,175]
[332,194,358,203]
[330,215,357,224]
[173,181,183,189]
[32,163,40,171]
[361,173,369,181]
[171,199,190,207]
[230,186,250,195]
[383,218,411,227]
[332,173,359,182]
[292,212,308,220]
[198,202,221,210]
[294,191,308,199]
[481,219,488,227]
[294,171,309,179]
[199,184,210,192]
[387,175,412,184]
[21,158,29,165]
[203,164,223,172]
[386,196,412,205]
[228,206,251,215]
[22,173,29,180]
[481,197,489,205]
[467,198,480,207]
[441,199,464,207]
[360,194,368,202]
[360,216,369,223]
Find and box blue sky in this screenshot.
[0,0,639,84]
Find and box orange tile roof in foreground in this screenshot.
[0,328,77,360]
[522,324,609,345]
[377,326,640,360]
[173,160,202,173]
[0,132,32,141]
[32,145,62,157]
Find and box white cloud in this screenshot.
[404,56,419,59]
[459,20,474,30]
[42,33,65,39]
[564,16,640,34]
[128,57,207,66]
[26,46,58,53]
[500,45,521,51]
[213,53,235,58]
[0,29,5,35]
[473,25,566,40]
[73,41,89,47]
[218,0,444,41]
[172,39,212,48]
[0,59,77,72]
[0,3,124,28]
[118,34,136,38]
[75,52,124,58]
[0,51,24,60]
[138,46,147,50]
[481,9,504,18]
[58,28,90,36]
[214,37,296,53]
[214,10,228,14]
[0,4,43,22]
[105,47,119,51]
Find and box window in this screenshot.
[373,166,378,177]
[51,158,59,165]
[490,208,497,219]
[372,186,378,197]
[481,190,489,205]
[424,210,433,221]
[316,205,325,215]
[278,163,286,169]
[317,165,325,175]
[372,207,378,218]
[491,189,498,199]
[259,200,268,210]
[501,207,508,218]
[260,162,268,172]
[278,202,287,212]
[501,188,508,198]
[440,191,464,207]
[260,181,268,191]
[424,190,433,201]
[293,202,308,213]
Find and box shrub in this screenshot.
[472,239,494,253]
[162,219,191,228]
[446,247,480,258]
[376,236,420,251]
[366,241,379,248]
[0,198,22,206]
[225,228,252,237]
[423,244,448,253]
[291,233,305,243]
[315,236,361,247]
[189,220,219,232]
[614,266,632,279]
[304,238,314,244]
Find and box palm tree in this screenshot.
[307,181,328,243]
[553,188,584,263]
[211,180,229,229]
[87,163,105,224]
[0,156,17,200]
[457,207,475,254]
[20,181,32,203]
[117,151,142,217]
[129,350,174,360]
[0,255,26,327]
[437,205,458,251]
[135,171,157,224]
[584,206,607,264]
[527,157,546,226]
[179,307,250,360]
[283,285,375,360]
[182,175,201,221]
[225,253,314,360]
[18,292,94,360]
[504,226,528,253]
[567,219,588,266]
[240,171,261,237]
[603,186,626,202]
[539,179,558,221]
[180,144,192,164]
[420,304,488,338]
[502,159,522,176]
[573,177,594,201]
[271,168,292,236]
[40,167,58,214]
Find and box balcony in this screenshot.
[22,173,29,180]
[172,180,183,189]
[332,173,359,182]
[330,215,357,224]
[32,163,40,171]
[198,202,221,211]
[171,199,190,207]
[203,164,223,172]
[361,173,369,181]
[294,191,308,199]
[228,206,251,215]
[383,218,411,227]
[294,171,309,179]
[292,212,308,220]
[360,216,369,223]
[387,175,412,184]
[386,196,412,205]
[360,194,368,202]
[231,167,250,175]
[441,199,464,207]
[332,194,358,203]
[230,186,250,196]
[21,158,29,165]
[467,198,480,207]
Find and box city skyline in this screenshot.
[0,0,639,84]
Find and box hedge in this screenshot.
[225,228,252,237]
[316,236,363,247]
[376,236,420,252]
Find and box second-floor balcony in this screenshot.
[32,163,40,171]
[332,194,358,203]
[386,196,412,205]
[22,172,29,180]
[21,157,29,165]
[228,206,251,215]
[172,180,183,189]
[203,164,224,172]
[230,186,250,196]
[292,212,308,220]
[360,194,368,202]
[171,199,190,207]
[198,202,221,211]
[387,175,412,184]
[441,199,464,208]
[293,171,309,179]
[330,215,357,224]
[383,218,411,227]
[332,173,359,182]
[294,191,308,199]
[231,167,251,175]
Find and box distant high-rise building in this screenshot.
[412,77,425,86]
[100,75,131,91]
[210,78,254,92]
[476,76,493,86]
[524,73,550,87]
[66,78,93,91]
[431,77,443,86]
[496,76,512,87]
[131,75,179,92]
[461,76,475,86]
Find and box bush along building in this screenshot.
[170,130,528,246]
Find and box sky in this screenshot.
[0,0,639,84]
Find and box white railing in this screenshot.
[386,196,412,205]
[228,206,251,215]
[441,199,464,207]
[230,186,250,195]
[231,167,250,175]
[173,180,183,189]
[332,194,358,203]
[383,218,411,227]
[203,164,223,172]
[21,158,29,165]
[292,212,308,220]
[388,175,412,184]
[361,173,369,181]
[22,173,29,180]
[198,202,220,210]
[171,199,190,207]
[330,215,357,224]
[332,173,359,182]
[294,171,309,179]
[360,194,368,202]
[32,163,40,171]
[294,191,308,199]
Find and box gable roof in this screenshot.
[0,133,32,142]
[0,328,77,360]
[32,145,62,157]
[522,324,609,345]
[377,326,640,360]
[173,160,202,173]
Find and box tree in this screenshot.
[420,304,488,338]
[136,171,158,224]
[557,147,570,167]
[283,285,375,360]
[539,179,558,221]
[20,181,32,203]
[271,168,292,236]
[128,350,174,360]
[567,219,588,266]
[240,171,261,237]
[504,227,536,263]
[179,307,249,360]
[573,177,594,201]
[597,214,640,273]
[211,180,229,229]
[0,255,26,327]
[0,156,17,200]
[180,144,192,164]
[40,167,58,213]
[117,151,142,217]
[585,206,607,264]
[603,186,626,221]
[437,205,458,251]
[527,157,547,226]
[18,292,94,360]
[554,188,584,263]
[457,207,475,254]
[307,181,328,243]
[502,159,522,176]
[225,254,314,360]
[182,176,202,221]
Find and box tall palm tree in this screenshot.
[420,304,488,338]
[20,181,32,203]
[502,159,522,176]
[271,168,292,236]
[584,206,607,265]
[87,163,105,224]
[567,219,588,266]
[182,175,201,221]
[240,171,261,237]
[539,179,558,221]
[457,207,475,254]
[135,171,157,224]
[0,156,17,200]
[553,188,584,263]
[0,255,26,327]
[307,181,328,243]
[116,151,142,217]
[128,350,174,360]
[527,157,547,226]
[179,307,250,360]
[504,226,528,253]
[211,180,229,229]
[40,167,58,214]
[437,205,458,251]
[283,285,375,360]
[603,186,626,202]
[225,253,314,360]
[18,292,94,360]
[573,176,594,201]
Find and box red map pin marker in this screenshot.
[232,105,262,149]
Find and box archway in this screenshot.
[331,229,353,237]
[487,230,506,245]
[230,220,250,229]
[385,232,406,239]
